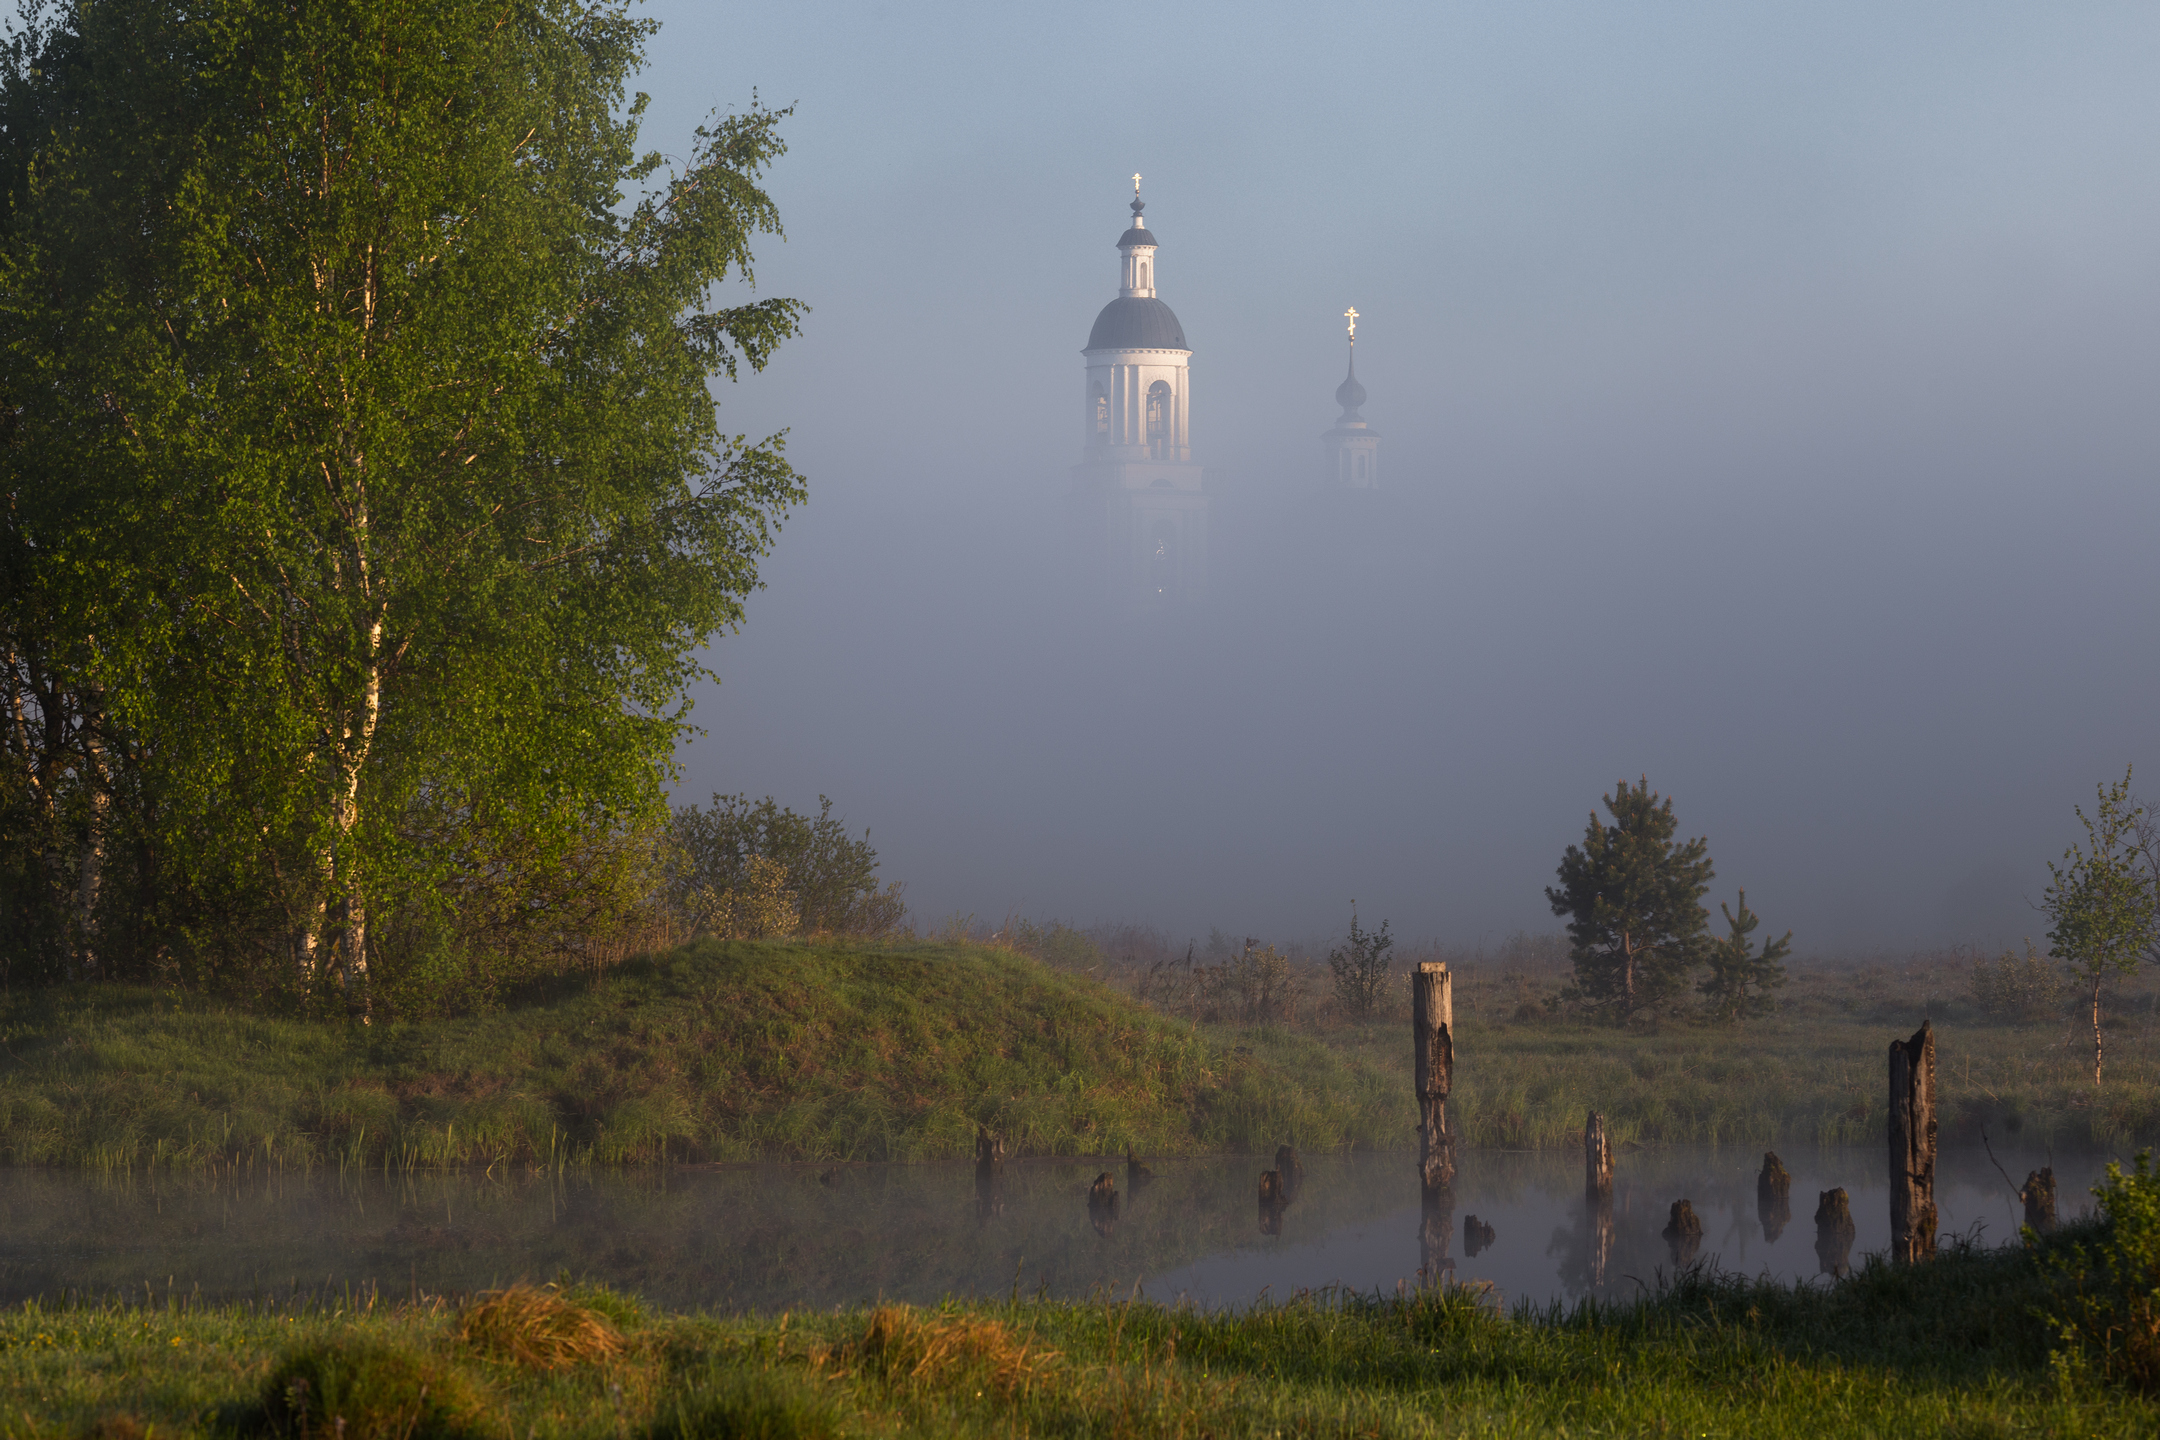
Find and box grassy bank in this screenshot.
[1213,949,2160,1153]
[10,933,2157,1170]
[4,1223,2153,1437]
[0,940,1398,1169]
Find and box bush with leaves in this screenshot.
[1327,912,1395,1020]
[668,795,904,939]
[2045,1151,2160,1393]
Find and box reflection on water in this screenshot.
[0,1144,2120,1314]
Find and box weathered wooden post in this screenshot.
[1814,1187,1855,1278]
[1584,1110,1614,1205]
[1274,1144,1304,1203]
[2021,1168,2057,1234]
[1757,1151,1793,1242]
[1413,962,1455,1199]
[1888,1021,1938,1263]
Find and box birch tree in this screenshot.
[0,0,804,1006]
[2043,768,2158,1087]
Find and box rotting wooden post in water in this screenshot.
[1585,1110,1613,1205]
[1888,1021,1938,1263]
[1413,962,1455,1199]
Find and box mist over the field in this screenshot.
[640,1,2160,953]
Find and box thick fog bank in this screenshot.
[652,1,2160,951]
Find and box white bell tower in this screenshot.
[1322,306,1380,488]
[1072,177,1207,608]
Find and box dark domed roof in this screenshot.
[1117,226,1157,248]
[1087,297,1188,351]
[1335,354,1366,414]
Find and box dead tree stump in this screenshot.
[1585,1111,1614,1205]
[1463,1214,1497,1256]
[1814,1186,1856,1279]
[1274,1145,1304,1203]
[1414,963,1455,1199]
[1888,1021,1938,1263]
[975,1127,1006,1172]
[1758,1152,1792,1204]
[1126,1150,1154,1191]
[1757,1151,1794,1241]
[2021,1167,2058,1234]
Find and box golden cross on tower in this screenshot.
[1131,172,1142,196]
[1344,306,1360,342]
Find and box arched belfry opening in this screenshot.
[1070,175,1206,610]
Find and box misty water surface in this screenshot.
[0,1144,2117,1314]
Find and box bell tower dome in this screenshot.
[1071,176,1207,608]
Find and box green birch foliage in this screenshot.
[1546,777,1714,1019]
[1696,887,1791,1023]
[0,0,804,996]
[2044,768,2159,1086]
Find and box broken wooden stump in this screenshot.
[1585,1110,1614,1205]
[1757,1151,1794,1241]
[1463,1214,1497,1257]
[2021,1167,2057,1234]
[1758,1152,1792,1204]
[1414,962,1456,1199]
[975,1127,1006,1172]
[1888,1021,1938,1263]
[1126,1149,1154,1191]
[1274,1144,1304,1203]
[1814,1186,1856,1279]
[1663,1199,1705,1266]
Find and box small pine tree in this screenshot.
[1546,777,1715,1020]
[1697,889,1791,1023]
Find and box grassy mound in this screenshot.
[0,939,1403,1168]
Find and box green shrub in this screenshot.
[2044,1151,2160,1391]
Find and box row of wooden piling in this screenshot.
[1421,991,2059,1279]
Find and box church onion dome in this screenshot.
[1335,364,1367,414]
[1087,296,1187,351]
[1117,226,1156,248]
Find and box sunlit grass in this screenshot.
[5,1223,2156,1437]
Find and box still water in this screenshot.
[0,1144,2119,1314]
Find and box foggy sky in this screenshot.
[636,1,2160,953]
